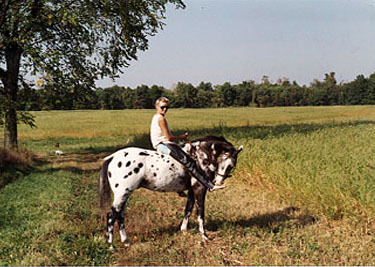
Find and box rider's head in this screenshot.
[155,97,170,114]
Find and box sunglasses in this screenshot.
[160,106,169,110]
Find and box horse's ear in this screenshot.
[236,145,243,155]
[211,143,217,155]
[185,143,192,154]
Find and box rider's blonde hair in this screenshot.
[155,97,170,107]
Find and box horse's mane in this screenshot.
[192,135,230,145]
[191,135,235,154]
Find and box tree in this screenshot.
[96,86,125,110]
[121,87,136,109]
[216,82,236,107]
[0,0,185,150]
[133,85,152,109]
[148,85,165,107]
[308,73,338,106]
[342,74,368,105]
[196,82,214,108]
[234,81,254,107]
[366,72,375,104]
[173,82,198,108]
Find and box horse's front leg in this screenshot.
[194,185,209,241]
[181,188,195,232]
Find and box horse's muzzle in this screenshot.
[214,174,232,186]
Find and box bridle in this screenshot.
[215,152,234,179]
[215,171,230,179]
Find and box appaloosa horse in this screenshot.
[99,136,243,248]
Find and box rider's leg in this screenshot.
[156,143,172,155]
[165,143,224,191]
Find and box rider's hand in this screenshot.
[181,132,189,141]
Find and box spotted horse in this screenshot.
[98,135,243,248]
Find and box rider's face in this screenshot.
[157,102,169,115]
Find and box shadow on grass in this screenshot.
[133,206,316,242]
[205,206,316,233]
[74,119,375,155]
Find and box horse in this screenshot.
[98,135,243,248]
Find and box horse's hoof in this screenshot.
[209,184,226,192]
[177,191,187,197]
[202,234,210,241]
[109,244,116,251]
[123,240,132,247]
[181,230,188,236]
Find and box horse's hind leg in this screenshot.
[107,193,131,248]
[118,197,131,246]
[106,207,116,248]
[181,189,195,231]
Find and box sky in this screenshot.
[96,0,375,89]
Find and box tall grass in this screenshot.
[234,121,375,219]
[0,148,35,188]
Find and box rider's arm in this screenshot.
[158,116,188,142]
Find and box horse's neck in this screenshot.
[182,140,202,153]
[182,142,193,155]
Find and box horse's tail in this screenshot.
[98,155,113,214]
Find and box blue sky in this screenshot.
[97,0,375,88]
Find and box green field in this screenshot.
[1,106,375,265]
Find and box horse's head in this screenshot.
[212,143,243,186]
[186,136,243,186]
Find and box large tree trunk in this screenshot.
[4,108,18,150]
[2,43,22,150]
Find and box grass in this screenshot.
[14,106,375,150]
[237,121,375,219]
[1,105,375,265]
[0,161,112,265]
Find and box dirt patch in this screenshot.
[41,152,110,171]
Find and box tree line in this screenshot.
[12,72,375,111]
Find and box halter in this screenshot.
[215,171,227,179]
[215,168,233,179]
[215,152,233,179]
